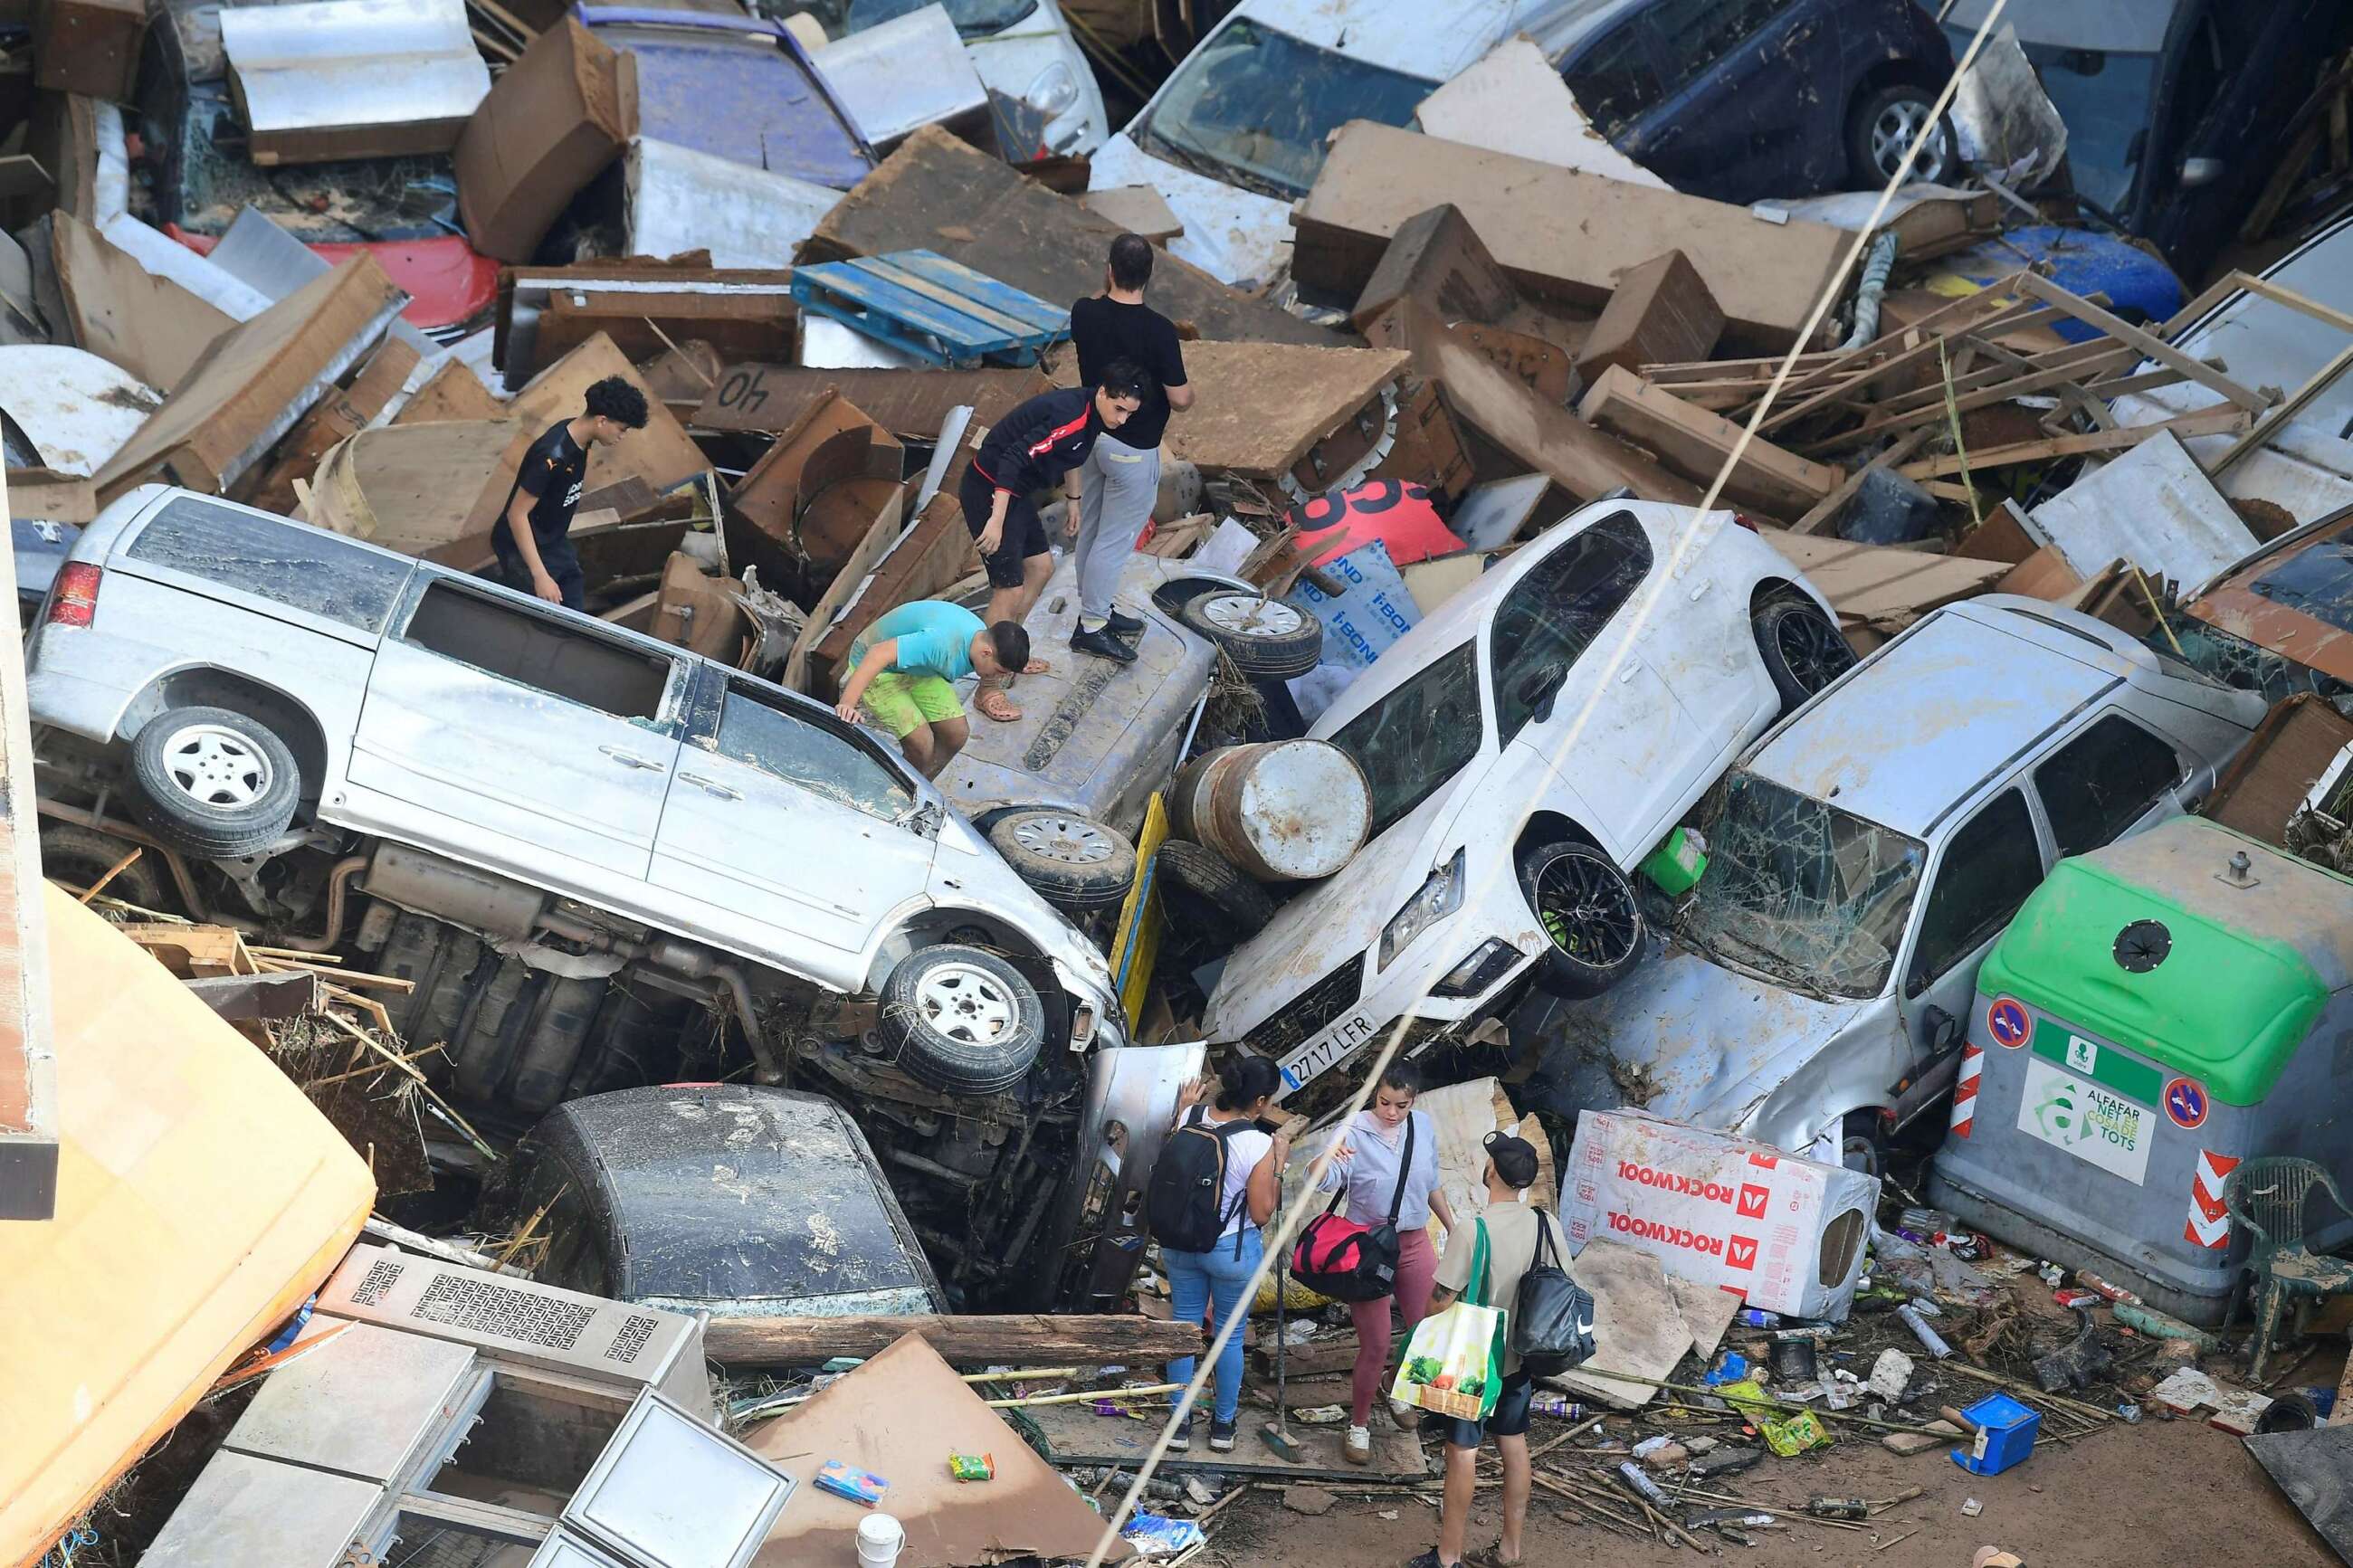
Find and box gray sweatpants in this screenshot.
[1074,434,1161,628]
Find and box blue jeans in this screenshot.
[1164,1228,1262,1425]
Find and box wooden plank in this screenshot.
[1790,426,1938,535]
[2013,271,2271,413]
[1893,404,2252,481]
[1821,341,2143,447]
[1428,328,1700,505]
[703,1312,1205,1366]
[1758,295,2076,434]
[1577,366,1843,516]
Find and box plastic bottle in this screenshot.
[1896,1303,1952,1359]
[1529,1392,1586,1420]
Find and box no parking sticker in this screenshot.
[2164,1077,2209,1131]
[1986,996,2030,1050]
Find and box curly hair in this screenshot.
[583,375,650,430]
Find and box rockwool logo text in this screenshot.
[1615,1160,1739,1205]
[1606,1211,1724,1255]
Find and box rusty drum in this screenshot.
[1167,740,1370,882]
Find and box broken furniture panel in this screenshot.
[1577,366,1843,518]
[495,262,797,385]
[33,0,144,100]
[1119,341,1408,487]
[805,125,1333,347]
[220,0,491,166]
[2024,431,2258,588]
[1295,122,1848,351]
[454,17,639,263]
[803,489,978,698]
[237,337,423,514]
[693,363,1048,440]
[1761,529,2010,641]
[791,250,1070,369]
[0,345,159,477]
[724,388,905,599]
[651,551,749,661]
[50,212,235,393]
[1413,37,1670,189]
[812,2,988,152]
[392,355,506,424]
[1577,250,1725,382]
[1348,204,1591,358]
[624,135,842,271]
[2204,696,2353,849]
[308,418,522,555]
[94,252,409,503]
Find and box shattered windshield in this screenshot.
[2251,537,2353,633]
[1137,18,1436,199]
[1677,774,1926,1000]
[1328,642,1485,842]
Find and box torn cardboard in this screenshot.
[93,252,408,503]
[453,17,638,263]
[50,213,234,393]
[1295,122,1848,351]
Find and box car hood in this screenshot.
[1519,941,1872,1136]
[1087,134,1294,287]
[1203,775,1471,1040]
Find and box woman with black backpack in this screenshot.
[1151,1054,1290,1453]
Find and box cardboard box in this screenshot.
[651,551,748,661]
[1560,1108,1879,1321]
[453,17,637,264]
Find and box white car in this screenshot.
[1510,597,2265,1165]
[812,0,1110,157]
[1088,0,1598,286]
[1200,500,1853,1100]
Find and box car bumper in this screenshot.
[24,627,167,745]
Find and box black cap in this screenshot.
[1484,1130,1538,1190]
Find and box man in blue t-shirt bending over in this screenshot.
[834,600,1030,778]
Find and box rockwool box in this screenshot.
[1560,1109,1879,1321]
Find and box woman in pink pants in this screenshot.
[1318,1064,1458,1466]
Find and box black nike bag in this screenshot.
[1514,1219,1596,1378]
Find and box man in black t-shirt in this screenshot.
[1065,234,1191,663]
[492,375,650,611]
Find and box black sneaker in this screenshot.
[1106,607,1146,638]
[1070,624,1138,664]
[1167,1421,1191,1453]
[1208,1417,1237,1452]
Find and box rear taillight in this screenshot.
[45,562,100,628]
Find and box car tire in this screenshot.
[1847,84,1957,188]
[878,944,1048,1097]
[38,822,172,909]
[1177,591,1324,680]
[127,706,301,860]
[1519,840,1645,1000]
[1154,839,1279,939]
[1841,1109,1891,1179]
[1754,597,1858,712]
[988,809,1138,911]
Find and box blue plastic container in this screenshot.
[1950,1392,2040,1476]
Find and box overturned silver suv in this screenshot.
[25,485,1168,1303]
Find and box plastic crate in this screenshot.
[1951,1392,2040,1476]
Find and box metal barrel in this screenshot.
[1167,741,1371,883]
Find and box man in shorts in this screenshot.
[958,361,1149,721]
[1412,1133,1569,1568]
[832,599,1028,778]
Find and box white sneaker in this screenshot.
[1344,1423,1371,1465]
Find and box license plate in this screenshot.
[1277,1007,1383,1094]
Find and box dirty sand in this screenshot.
[1205,1410,2334,1566]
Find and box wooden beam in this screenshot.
[1577,365,1843,515]
[1816,341,2143,449]
[1791,426,1938,534]
[1757,295,2082,433]
[1893,404,2251,481]
[2224,272,2353,338]
[702,1313,1207,1367]
[2013,271,2272,413]
[2212,341,2353,477]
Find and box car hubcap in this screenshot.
[1872,99,1944,181]
[1013,814,1117,866]
[1531,855,1639,969]
[161,724,272,808]
[915,963,1017,1045]
[1200,594,1304,639]
[1777,611,1859,693]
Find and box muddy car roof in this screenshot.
[1746,599,2127,838]
[535,1085,943,1312]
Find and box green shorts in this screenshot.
[860,667,965,738]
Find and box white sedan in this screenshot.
[1201,500,1853,1101]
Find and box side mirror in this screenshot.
[1923,1004,1959,1051]
[2179,156,2224,190]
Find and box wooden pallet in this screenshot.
[790,250,1069,368]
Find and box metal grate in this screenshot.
[1243,954,1365,1059]
[410,1272,598,1351]
[605,1315,659,1365]
[348,1258,405,1307]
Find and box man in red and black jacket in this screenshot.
[959,360,1149,722]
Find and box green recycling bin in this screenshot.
[1928,816,2353,1326]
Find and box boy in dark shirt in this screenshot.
[492,375,650,610]
[1066,234,1192,664]
[959,361,1148,721]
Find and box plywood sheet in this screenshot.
[694,364,1047,438]
[1426,327,1700,505]
[311,419,520,556]
[1763,530,2009,630]
[459,333,708,534]
[1550,1237,1694,1411]
[1076,341,1408,478]
[742,1334,1137,1567]
[1295,122,1848,351]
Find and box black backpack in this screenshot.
[1147,1108,1255,1256]
[1512,1217,1597,1378]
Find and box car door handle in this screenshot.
[598,745,663,771]
[680,773,741,801]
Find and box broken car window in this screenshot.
[1561,18,1669,136]
[402,582,675,722]
[2033,713,2182,858]
[1490,512,1653,746]
[2250,537,2353,635]
[1329,642,1483,842]
[716,681,916,825]
[1678,773,1925,999]
[1908,789,2043,993]
[1138,17,1434,199]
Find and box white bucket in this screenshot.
[855,1512,906,1568]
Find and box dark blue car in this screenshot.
[1550,0,1960,202]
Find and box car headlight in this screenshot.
[1028,62,1081,119]
[1379,849,1465,972]
[1432,938,1523,999]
